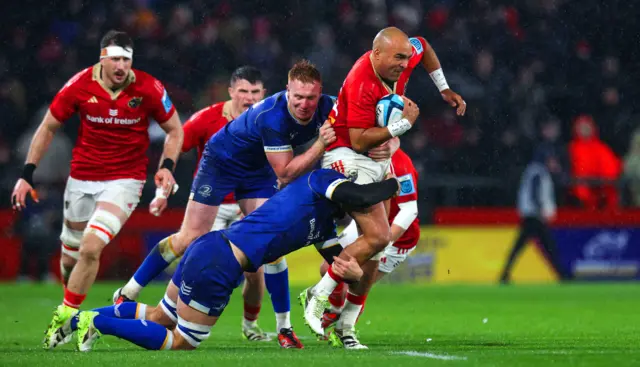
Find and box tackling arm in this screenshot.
[266,138,326,186]
[331,178,399,209]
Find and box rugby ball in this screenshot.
[375,94,405,127]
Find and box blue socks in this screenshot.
[264,257,291,330]
[93,315,171,350]
[123,236,178,299]
[92,302,141,319]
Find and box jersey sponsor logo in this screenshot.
[306,218,321,245]
[264,145,293,153]
[87,96,98,103]
[109,109,118,116]
[128,96,143,108]
[398,173,416,196]
[409,38,424,55]
[198,185,213,198]
[290,131,298,140]
[161,89,173,113]
[85,114,141,125]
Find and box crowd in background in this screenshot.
[1,0,640,219]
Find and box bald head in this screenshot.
[372,27,410,50]
[371,27,413,82]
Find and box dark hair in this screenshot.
[230,66,263,86]
[100,30,133,50]
[288,59,322,84]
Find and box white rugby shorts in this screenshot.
[62,177,144,222]
[322,147,391,184]
[60,177,144,258]
[378,245,416,274]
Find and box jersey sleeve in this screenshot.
[408,37,427,69]
[147,79,176,123]
[308,169,350,199]
[181,110,209,153]
[260,115,293,153]
[49,72,82,122]
[395,171,418,204]
[343,81,377,129]
[393,153,419,204]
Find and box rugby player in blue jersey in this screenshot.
[112,60,336,348]
[51,169,400,352]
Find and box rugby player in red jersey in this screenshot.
[304,27,465,348]
[11,30,184,349]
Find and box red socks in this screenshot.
[63,287,86,309]
[329,282,346,309]
[244,304,261,322]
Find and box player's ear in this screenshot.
[228,86,233,98]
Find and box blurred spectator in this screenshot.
[501,144,569,284]
[568,114,621,209]
[623,129,640,207]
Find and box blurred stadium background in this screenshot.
[1,0,639,286]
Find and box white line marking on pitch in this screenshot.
[393,351,468,361]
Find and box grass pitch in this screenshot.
[1,282,638,366]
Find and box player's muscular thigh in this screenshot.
[174,200,219,253]
[344,203,391,262]
[356,202,390,245]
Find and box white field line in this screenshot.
[392,351,468,361]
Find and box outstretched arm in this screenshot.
[414,36,466,116]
